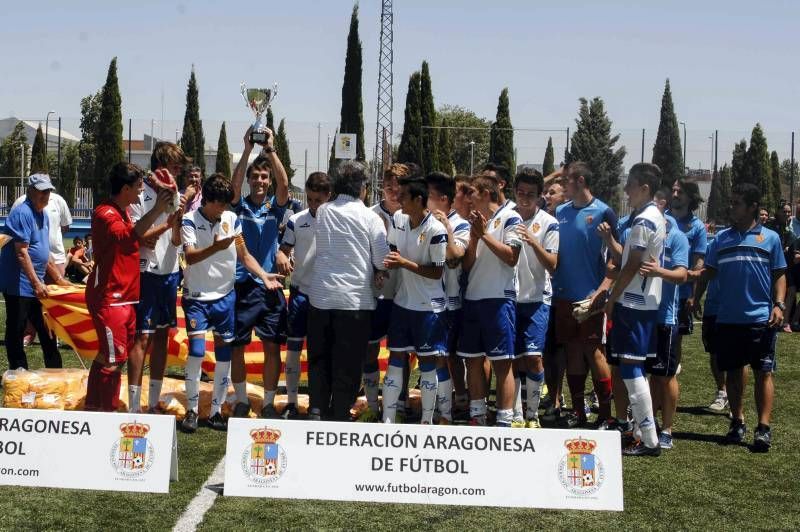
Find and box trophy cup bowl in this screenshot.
[241,83,278,144]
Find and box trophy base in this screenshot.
[251,131,268,144]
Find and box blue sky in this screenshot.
[2,0,798,175]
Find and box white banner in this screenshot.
[0,408,177,493]
[224,419,623,511]
[334,133,357,159]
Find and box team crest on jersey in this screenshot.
[190,319,197,329]
[110,422,155,478]
[557,437,605,496]
[241,427,287,485]
[418,233,426,244]
[493,219,501,229]
[585,215,594,225]
[756,234,765,243]
[532,222,541,232]
[222,222,230,234]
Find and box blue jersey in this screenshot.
[705,225,786,324]
[666,210,707,300]
[657,215,689,325]
[233,195,287,283]
[553,198,617,302]
[703,278,720,317]
[0,199,50,297]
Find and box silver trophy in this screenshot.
[240,82,278,144]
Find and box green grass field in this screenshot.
[0,298,798,531]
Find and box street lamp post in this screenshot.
[469,141,475,175]
[45,110,55,156]
[708,135,714,172]
[679,121,687,172]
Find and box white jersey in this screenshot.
[444,210,470,311]
[282,208,317,294]
[372,202,399,299]
[620,202,666,311]
[388,211,448,312]
[13,192,72,264]
[181,209,242,301]
[129,180,180,275]
[465,202,523,301]
[516,208,559,305]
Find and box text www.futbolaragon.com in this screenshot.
[0,467,39,477]
[354,482,485,497]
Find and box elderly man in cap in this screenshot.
[0,174,63,369]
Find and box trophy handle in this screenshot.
[240,83,252,109]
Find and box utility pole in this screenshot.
[372,0,394,202]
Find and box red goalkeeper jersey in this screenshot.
[85,201,140,309]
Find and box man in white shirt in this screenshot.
[278,172,332,418]
[180,174,283,433]
[458,175,523,427]
[382,176,448,425]
[307,161,390,421]
[426,172,470,423]
[513,169,559,428]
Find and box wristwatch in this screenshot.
[774,301,786,311]
[261,146,276,154]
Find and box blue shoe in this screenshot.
[658,431,674,450]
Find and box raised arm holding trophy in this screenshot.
[240,82,278,145]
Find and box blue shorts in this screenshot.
[445,308,462,355]
[646,324,680,376]
[457,298,516,360]
[515,301,550,357]
[286,286,309,341]
[369,299,393,344]
[387,305,447,357]
[182,290,236,343]
[609,304,657,362]
[233,278,287,347]
[136,272,179,333]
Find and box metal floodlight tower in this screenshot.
[372,0,394,203]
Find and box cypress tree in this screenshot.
[266,107,275,133]
[94,57,125,200]
[770,150,782,208]
[651,79,684,189]
[215,122,232,177]
[78,91,101,186]
[338,5,365,161]
[437,117,454,175]
[275,119,294,180]
[708,164,732,224]
[397,72,422,165]
[745,123,771,207]
[492,88,514,172]
[60,143,79,208]
[328,128,338,176]
[30,124,48,173]
[419,61,438,172]
[542,136,555,176]
[707,167,724,223]
[0,122,27,178]
[181,67,205,173]
[566,97,626,208]
[731,139,747,186]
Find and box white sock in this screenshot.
[128,385,141,413]
[285,350,301,404]
[469,398,487,419]
[496,408,514,426]
[363,370,380,413]
[419,367,438,424]
[185,357,203,413]
[382,364,404,423]
[264,389,277,408]
[148,379,163,410]
[210,361,230,416]
[513,376,523,421]
[526,372,544,420]
[436,373,453,422]
[233,381,249,404]
[624,376,658,448]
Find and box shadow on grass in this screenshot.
[671,430,728,445]
[676,405,730,417]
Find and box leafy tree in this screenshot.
[328,128,338,176]
[266,107,275,133]
[215,122,232,177]
[78,91,102,186]
[437,117,454,175]
[437,104,490,175]
[770,151,783,208]
[565,97,626,208]
[744,124,771,208]
[397,72,422,166]
[542,136,555,176]
[731,139,748,186]
[780,158,799,189]
[651,79,683,189]
[708,163,732,224]
[491,88,514,172]
[338,5,365,161]
[60,143,80,208]
[274,119,295,180]
[0,122,27,178]
[30,125,48,173]
[93,57,125,201]
[419,61,438,172]
[181,67,206,173]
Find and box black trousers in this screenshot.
[306,306,371,420]
[3,293,62,370]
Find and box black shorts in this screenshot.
[232,278,287,346]
[701,316,717,355]
[714,322,777,373]
[646,324,680,377]
[677,299,693,335]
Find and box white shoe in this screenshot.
[708,391,728,412]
